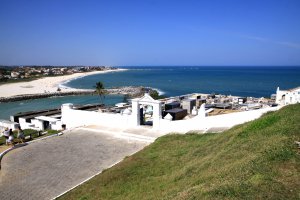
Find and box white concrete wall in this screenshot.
[61,108,133,130]
[158,106,281,133]
[61,102,281,134]
[51,121,62,131]
[18,118,40,130]
[31,119,44,130]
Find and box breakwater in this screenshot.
[0,86,153,103]
[0,91,95,102]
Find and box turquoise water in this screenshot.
[0,95,123,119]
[1,66,299,119]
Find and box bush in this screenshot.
[0,129,60,146]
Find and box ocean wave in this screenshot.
[58,82,76,90]
[150,87,166,95]
[59,74,88,87]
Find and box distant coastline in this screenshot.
[0,68,127,99]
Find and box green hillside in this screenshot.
[59,104,300,200]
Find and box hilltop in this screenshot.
[59,104,300,200]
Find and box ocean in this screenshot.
[0,66,299,119]
[65,66,300,97]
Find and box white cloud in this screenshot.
[240,34,300,50]
[275,41,300,49]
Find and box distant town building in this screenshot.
[11,71,20,78]
[276,87,300,105]
[0,66,114,82]
[25,73,31,78]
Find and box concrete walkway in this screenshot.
[81,124,166,141]
[0,127,152,200]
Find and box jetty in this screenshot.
[0,86,154,103]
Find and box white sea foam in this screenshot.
[58,81,76,90]
[151,87,166,95]
[58,74,89,89]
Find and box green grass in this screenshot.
[0,129,60,145]
[59,104,300,200]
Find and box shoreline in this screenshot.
[0,68,127,98]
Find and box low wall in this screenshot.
[61,108,132,130]
[18,118,40,130]
[61,104,281,134]
[158,106,281,133]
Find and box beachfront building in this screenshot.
[276,87,300,106]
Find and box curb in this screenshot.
[26,132,62,144]
[0,132,64,170]
[0,146,15,170]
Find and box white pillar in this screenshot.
[131,100,140,126]
[61,103,73,128]
[197,103,206,118]
[152,102,162,129]
[275,87,280,104]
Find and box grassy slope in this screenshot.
[60,104,300,200]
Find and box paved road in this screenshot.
[0,128,150,200]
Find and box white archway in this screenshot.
[131,93,162,129]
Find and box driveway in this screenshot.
[0,128,150,200]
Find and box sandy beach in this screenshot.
[0,69,126,98]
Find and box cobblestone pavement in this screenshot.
[0,128,149,200]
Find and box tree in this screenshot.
[149,90,165,100]
[95,81,106,104]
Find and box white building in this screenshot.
[11,71,20,78]
[276,87,300,106]
[0,119,19,131]
[18,115,62,131]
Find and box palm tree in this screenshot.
[95,81,106,104]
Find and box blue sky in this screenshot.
[0,0,300,66]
